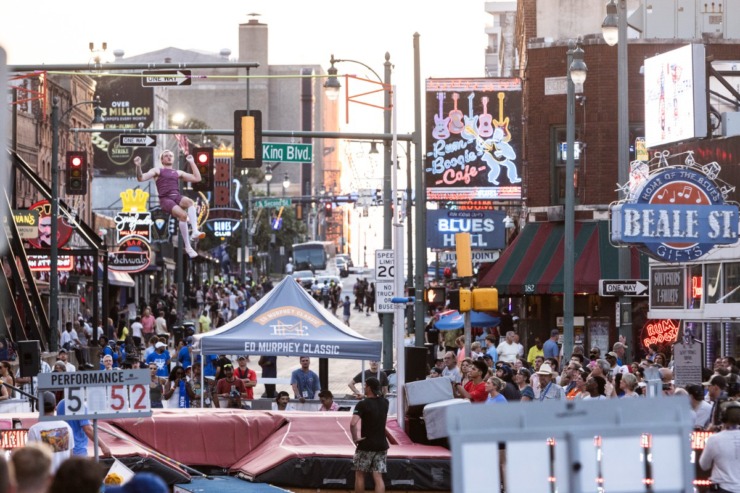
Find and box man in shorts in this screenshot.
[134,150,204,258]
[350,377,389,493]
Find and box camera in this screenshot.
[230,389,240,399]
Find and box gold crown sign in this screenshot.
[120,189,150,213]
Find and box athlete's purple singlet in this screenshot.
[156,168,182,213]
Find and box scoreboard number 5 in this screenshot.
[108,385,129,411]
[64,387,84,414]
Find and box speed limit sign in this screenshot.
[37,369,151,421]
[375,249,395,280]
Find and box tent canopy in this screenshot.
[192,277,382,361]
[434,310,500,331]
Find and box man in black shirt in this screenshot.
[348,360,389,398]
[350,377,389,493]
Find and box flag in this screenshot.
[174,134,190,155]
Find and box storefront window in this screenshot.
[705,263,721,304]
[704,322,720,366]
[722,262,740,303]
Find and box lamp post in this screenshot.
[50,96,104,351]
[264,164,273,197]
[324,53,395,371]
[603,0,633,357]
[282,172,290,197]
[564,39,587,359]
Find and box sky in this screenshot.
[0,0,490,134]
[0,0,493,266]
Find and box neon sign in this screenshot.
[641,319,680,348]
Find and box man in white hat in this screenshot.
[537,363,565,401]
[146,341,171,378]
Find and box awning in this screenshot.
[478,221,649,295]
[97,264,135,288]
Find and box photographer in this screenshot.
[163,365,196,409]
[214,363,247,409]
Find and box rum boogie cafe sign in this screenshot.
[610,152,740,262]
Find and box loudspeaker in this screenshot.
[405,346,428,383]
[18,340,41,378]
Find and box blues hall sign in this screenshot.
[610,152,739,262]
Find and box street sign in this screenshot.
[37,369,151,421]
[440,250,500,263]
[119,135,157,147]
[254,197,292,209]
[673,342,703,386]
[141,70,192,87]
[375,249,395,280]
[375,281,395,313]
[599,279,649,297]
[262,142,312,163]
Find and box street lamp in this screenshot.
[324,53,395,372]
[264,164,273,197]
[50,96,104,351]
[282,172,290,196]
[564,39,587,359]
[602,0,633,357]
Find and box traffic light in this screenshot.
[233,110,263,168]
[192,147,213,192]
[295,204,303,220]
[472,288,498,311]
[66,151,87,195]
[447,289,460,311]
[324,202,333,217]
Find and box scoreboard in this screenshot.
[37,369,151,421]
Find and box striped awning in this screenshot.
[97,264,135,288]
[478,221,648,295]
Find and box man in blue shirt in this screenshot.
[291,356,320,403]
[57,399,111,457]
[543,329,560,361]
[146,342,171,378]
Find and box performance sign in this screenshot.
[425,78,522,201]
[426,209,506,250]
[37,370,151,421]
[610,154,740,262]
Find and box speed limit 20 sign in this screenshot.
[375,249,395,280]
[37,370,151,420]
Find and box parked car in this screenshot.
[336,254,354,268]
[291,270,316,289]
[335,258,350,278]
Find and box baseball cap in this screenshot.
[155,342,166,349]
[365,377,382,396]
[613,342,628,350]
[105,473,168,493]
[606,352,618,359]
[550,329,560,337]
[58,347,68,353]
[41,391,56,412]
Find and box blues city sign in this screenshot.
[610,151,739,262]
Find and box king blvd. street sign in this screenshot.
[262,143,312,163]
[599,279,649,297]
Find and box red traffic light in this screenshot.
[196,152,210,164]
[70,156,83,167]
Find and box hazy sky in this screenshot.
[1,0,491,134]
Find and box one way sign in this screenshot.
[119,135,157,147]
[599,279,649,297]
